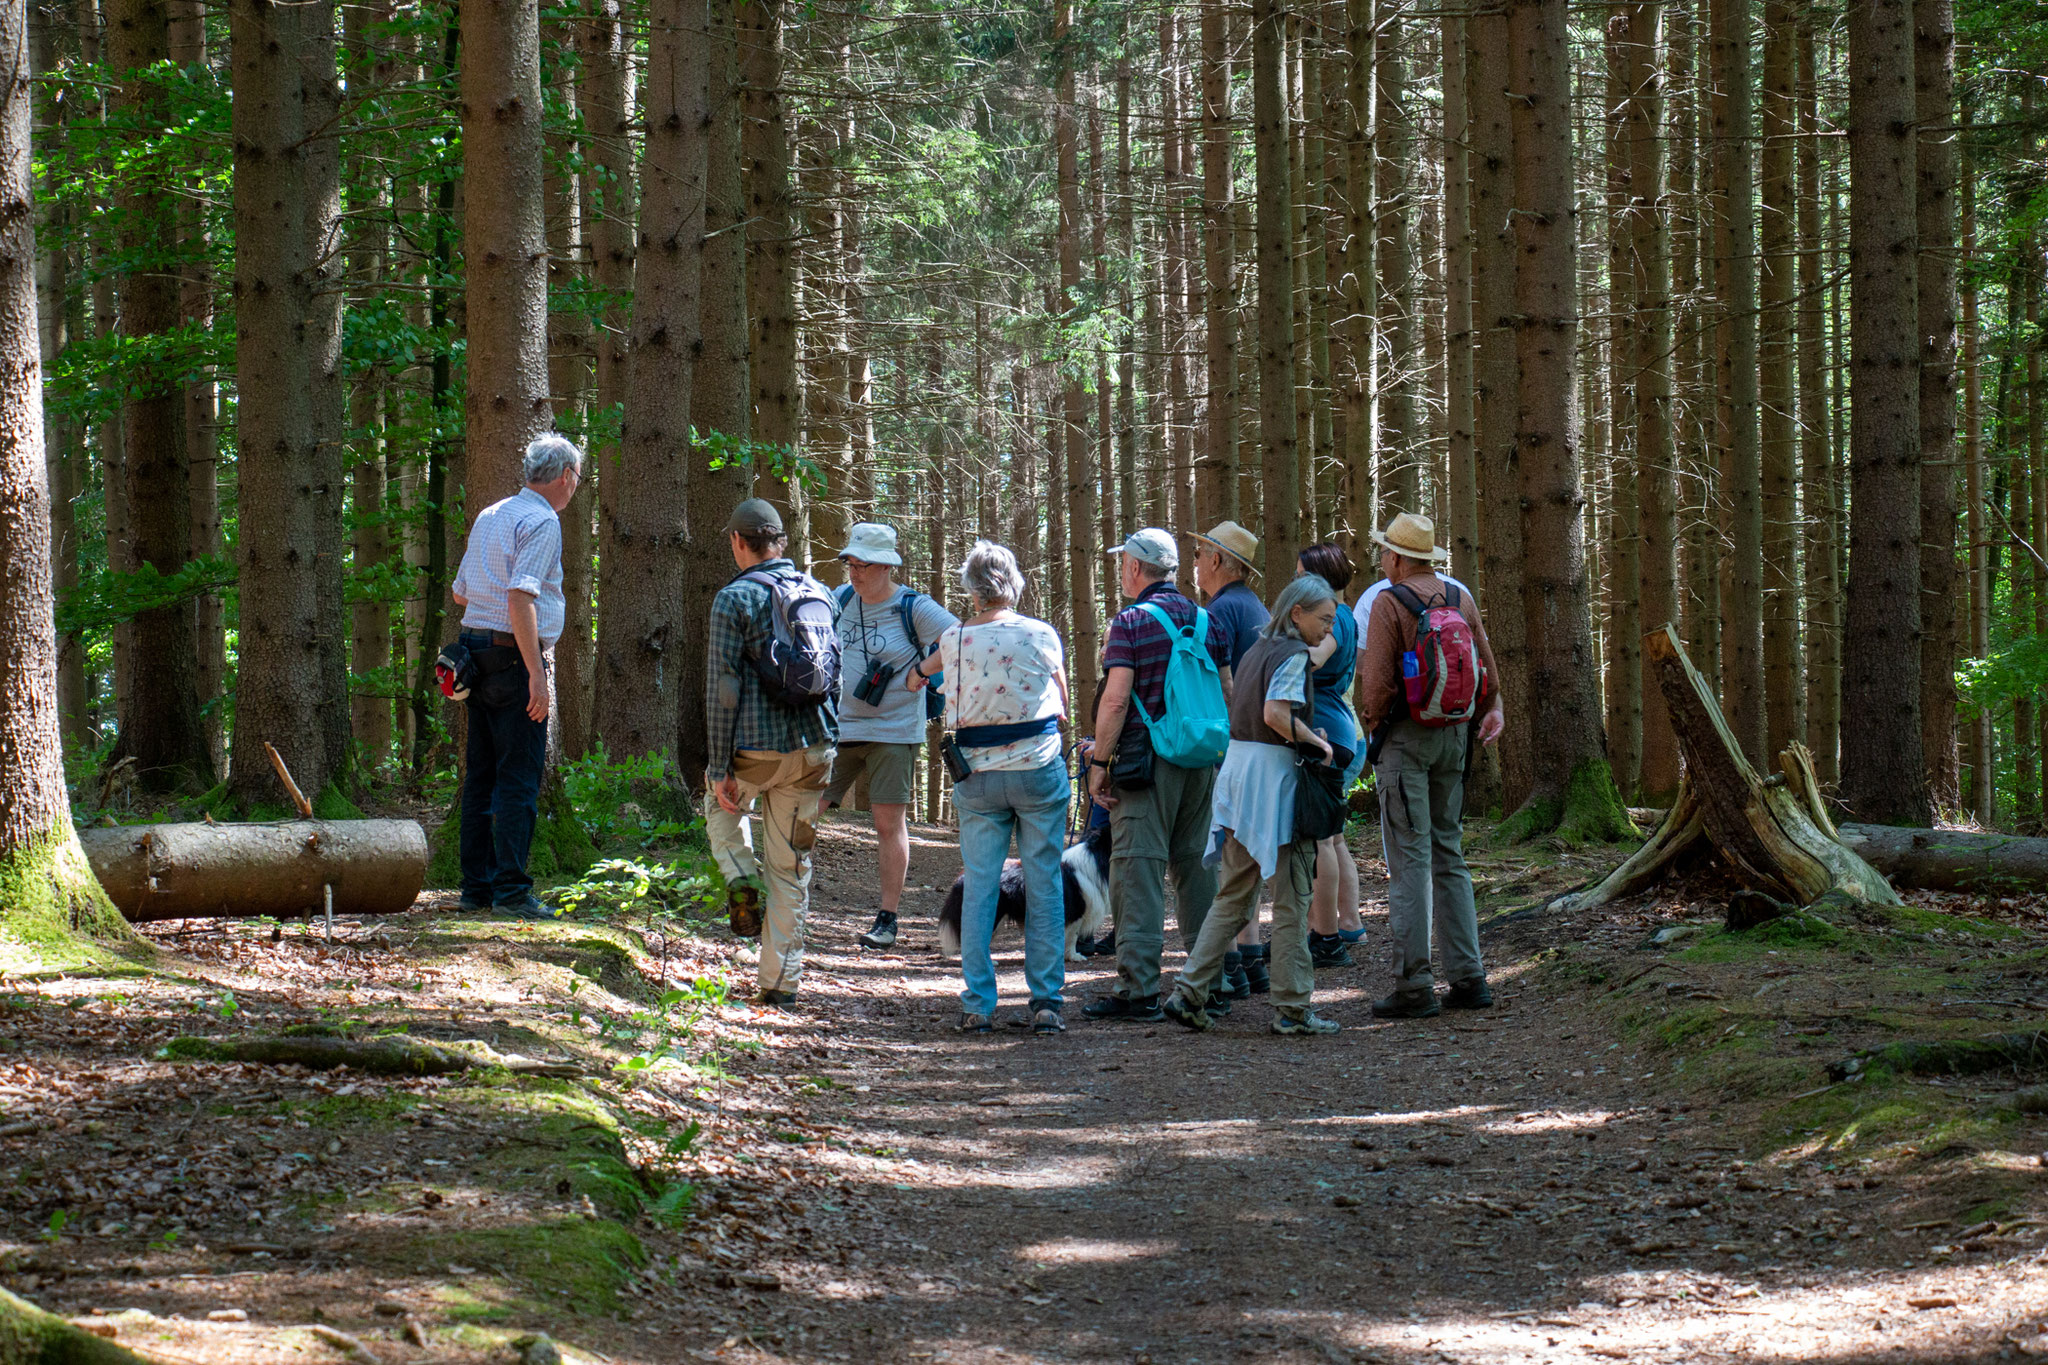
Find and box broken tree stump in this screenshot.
[77,820,427,922]
[1551,627,1898,914]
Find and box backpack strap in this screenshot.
[896,588,933,655]
[1386,581,1430,620]
[833,582,855,612]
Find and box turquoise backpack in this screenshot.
[1131,603,1231,768]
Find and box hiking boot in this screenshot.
[1203,993,1233,1018]
[1215,950,1251,1000]
[1310,933,1353,969]
[753,989,798,1008]
[1081,993,1163,1022]
[1271,1010,1341,1036]
[1161,992,1213,1032]
[858,911,899,950]
[1370,988,1441,1020]
[726,881,764,939]
[1445,976,1494,1010]
[1241,943,1271,995]
[499,895,564,921]
[1031,1007,1066,1035]
[958,1012,993,1033]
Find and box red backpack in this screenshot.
[1387,582,1484,727]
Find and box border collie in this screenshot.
[937,821,1110,964]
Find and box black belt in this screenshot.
[461,629,518,648]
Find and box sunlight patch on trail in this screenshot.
[1014,1236,1181,1265]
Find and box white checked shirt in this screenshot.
[453,488,566,647]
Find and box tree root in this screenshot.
[0,1286,162,1364]
[1829,1029,2048,1083]
[159,1033,583,1077]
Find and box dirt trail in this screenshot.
[699,816,2048,1364]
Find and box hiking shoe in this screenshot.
[1203,993,1233,1018]
[1445,976,1494,1010]
[1371,988,1441,1019]
[1081,993,1163,1022]
[1216,951,1251,1000]
[1031,1007,1066,1035]
[499,895,564,921]
[1271,1010,1341,1036]
[958,1012,994,1034]
[858,911,899,950]
[1338,926,1368,945]
[753,989,797,1008]
[1310,934,1353,969]
[726,881,764,939]
[1242,945,1271,995]
[455,897,491,914]
[1161,992,1213,1032]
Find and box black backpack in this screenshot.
[742,569,841,708]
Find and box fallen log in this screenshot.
[1552,627,1898,915]
[159,1032,583,1077]
[1829,1029,2048,1083]
[1836,823,2048,895]
[77,820,426,922]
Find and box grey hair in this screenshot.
[1262,573,1337,641]
[959,539,1027,608]
[523,432,584,485]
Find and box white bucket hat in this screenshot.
[836,522,902,567]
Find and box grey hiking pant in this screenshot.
[1109,757,1218,1001]
[1376,719,1483,993]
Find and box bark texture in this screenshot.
[1253,0,1300,580]
[78,820,427,921]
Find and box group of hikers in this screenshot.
[448,433,1506,1038]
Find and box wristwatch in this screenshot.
[1089,758,1112,769]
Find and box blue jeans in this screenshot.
[459,638,548,906]
[953,757,1070,1017]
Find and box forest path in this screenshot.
[711,814,2047,1365]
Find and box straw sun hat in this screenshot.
[1369,512,1452,564]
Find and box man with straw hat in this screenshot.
[1356,512,1505,1020]
[1192,521,1269,670]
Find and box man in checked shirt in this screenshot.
[450,433,583,920]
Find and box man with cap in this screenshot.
[824,522,960,950]
[1082,528,1235,1022]
[705,499,840,1007]
[1356,512,1505,1019]
[1192,520,1272,997]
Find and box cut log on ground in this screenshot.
[1829,1029,2048,1083]
[0,1286,162,1363]
[1836,824,2048,895]
[78,820,426,922]
[160,1032,583,1077]
[1552,627,1899,915]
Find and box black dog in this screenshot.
[937,821,1110,964]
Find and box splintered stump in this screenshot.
[1552,627,1899,914]
[77,820,428,922]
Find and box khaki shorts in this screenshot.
[823,741,919,808]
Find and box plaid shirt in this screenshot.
[1100,581,1231,761]
[706,559,838,780]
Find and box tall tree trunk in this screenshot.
[1253,0,1301,580]
[1200,0,1238,528]
[1441,6,1477,583]
[1626,0,1681,801]
[1759,0,1798,759]
[2014,266,2037,829]
[1375,0,1415,512]
[1116,57,1138,541]
[1960,121,1990,824]
[304,0,348,785]
[1710,0,1764,759]
[346,0,395,773]
[1505,0,1629,841]
[1672,0,1721,694]
[0,0,126,940]
[1340,0,1374,553]
[1914,0,1957,811]
[228,0,330,808]
[543,16,591,762]
[1797,12,1840,784]
[679,0,749,788]
[1302,10,1335,539]
[739,0,799,544]
[1604,12,1642,799]
[1838,0,1927,825]
[593,0,704,761]
[798,109,848,584]
[106,0,210,791]
[1055,4,1098,730]
[1161,17,1195,539]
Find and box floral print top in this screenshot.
[935,614,1067,772]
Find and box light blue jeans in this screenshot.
[953,757,1071,1017]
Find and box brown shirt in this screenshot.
[1358,562,1503,733]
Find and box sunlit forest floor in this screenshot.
[2,810,2046,1363]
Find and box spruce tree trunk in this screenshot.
[1339,0,1374,550]
[1374,1,1415,511]
[305,0,349,786]
[738,0,799,542]
[543,17,591,763]
[0,0,128,945]
[594,0,704,761]
[1604,12,1641,800]
[228,0,332,811]
[1161,18,1195,540]
[2013,267,2036,829]
[1759,0,1799,760]
[1503,0,1629,843]
[106,0,210,792]
[1914,0,1957,812]
[1441,8,1477,582]
[798,112,848,583]
[1838,0,1928,826]
[1116,59,1138,542]
[1796,12,1840,784]
[1253,0,1301,581]
[1710,0,1765,760]
[1626,0,1681,802]
[679,0,750,789]
[1199,0,1238,528]
[1672,1,1721,693]
[1961,131,1991,824]
[1302,13,1335,538]
[1055,4,1098,724]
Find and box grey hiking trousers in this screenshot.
[1376,719,1484,992]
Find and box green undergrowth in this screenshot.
[196,781,364,824]
[424,784,598,891]
[402,1217,647,1320]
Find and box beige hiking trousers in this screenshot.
[706,745,833,994]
